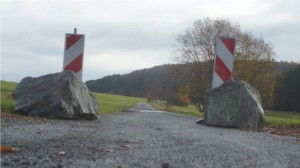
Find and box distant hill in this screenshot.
[86,64,182,99]
[85,61,299,101]
[276,61,299,74]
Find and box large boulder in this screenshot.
[14,71,99,120]
[204,79,264,128]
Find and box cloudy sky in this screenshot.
[1,0,300,82]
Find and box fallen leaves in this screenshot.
[0,146,20,153]
[0,110,43,122]
[245,126,300,138]
[263,126,300,137]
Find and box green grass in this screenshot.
[152,101,300,128]
[264,110,300,127]
[152,101,203,118]
[1,80,299,127]
[1,81,17,113]
[93,92,146,115]
[0,80,146,115]
[265,110,300,119]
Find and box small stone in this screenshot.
[20,161,30,166]
[100,149,114,153]
[57,151,66,155]
[195,118,205,125]
[162,163,170,168]
[120,144,130,149]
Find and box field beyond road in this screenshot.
[1,103,300,168]
[1,80,299,133]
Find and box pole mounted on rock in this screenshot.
[63,28,85,80]
[211,36,236,88]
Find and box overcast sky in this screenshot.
[1,0,300,82]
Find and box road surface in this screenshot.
[1,103,300,168]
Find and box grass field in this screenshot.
[0,81,17,114]
[264,110,300,127]
[151,101,203,118]
[1,80,299,127]
[0,80,146,115]
[152,101,300,128]
[93,93,146,115]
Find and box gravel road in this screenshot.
[1,103,300,168]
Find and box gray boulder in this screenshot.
[204,79,264,128]
[14,71,99,120]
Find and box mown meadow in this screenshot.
[152,101,300,128]
[0,80,146,116]
[1,80,299,128]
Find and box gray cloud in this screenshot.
[1,0,299,82]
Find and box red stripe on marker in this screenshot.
[215,56,232,81]
[220,38,235,55]
[64,53,83,73]
[65,35,82,50]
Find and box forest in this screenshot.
[86,61,300,112]
[86,18,300,113]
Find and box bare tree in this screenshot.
[173,17,277,111]
[235,32,278,108]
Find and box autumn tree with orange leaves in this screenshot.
[173,18,277,111]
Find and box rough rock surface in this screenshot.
[204,79,264,128]
[14,71,99,120]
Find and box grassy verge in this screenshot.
[265,110,300,128]
[152,101,300,128]
[93,92,146,115]
[0,81,17,113]
[0,80,146,115]
[152,101,203,118]
[1,80,299,127]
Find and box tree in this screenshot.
[173,17,277,111]
[274,65,300,112]
[85,65,187,105]
[234,32,278,108]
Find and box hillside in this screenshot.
[277,61,299,73]
[86,64,184,101]
[85,61,299,100]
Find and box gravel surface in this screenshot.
[1,103,300,168]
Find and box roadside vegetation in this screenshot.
[152,101,300,128]
[151,101,203,118]
[93,93,146,115]
[0,80,146,116]
[1,80,299,128]
[86,18,299,115]
[264,110,300,128]
[0,81,17,114]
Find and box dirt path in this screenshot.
[1,103,300,168]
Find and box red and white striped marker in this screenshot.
[63,29,85,80]
[211,37,236,88]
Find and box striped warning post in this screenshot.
[211,37,236,88]
[63,33,85,80]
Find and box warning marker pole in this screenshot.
[211,37,236,88]
[63,28,85,80]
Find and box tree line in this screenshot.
[85,65,185,106]
[274,65,300,112]
[86,17,299,112]
[86,61,299,112]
